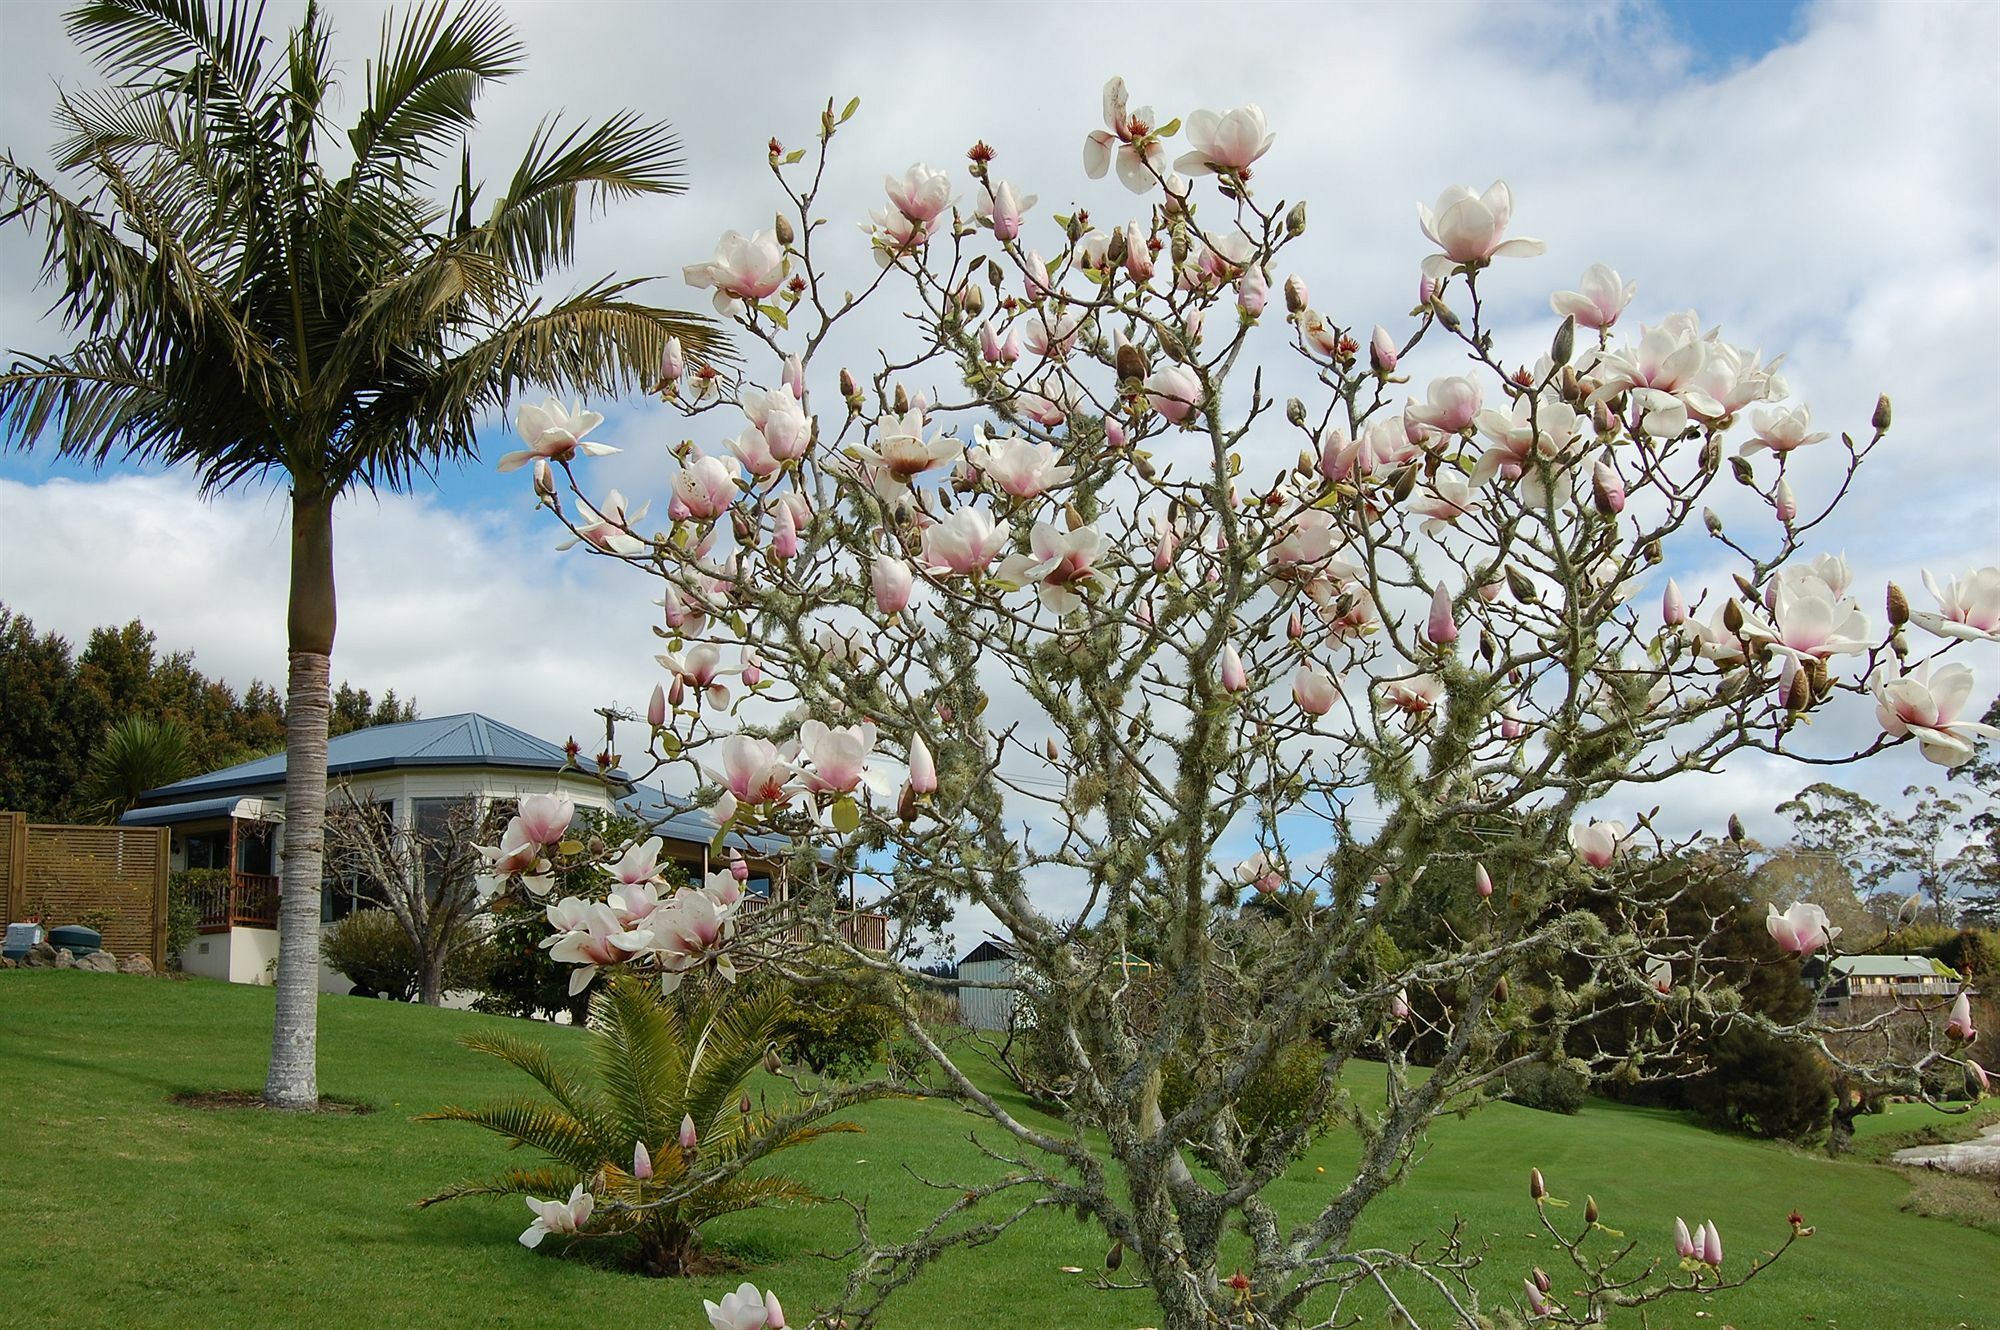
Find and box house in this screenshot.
[120,712,880,991]
[1809,954,1964,1017]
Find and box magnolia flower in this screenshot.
[672,450,741,522]
[1944,991,1977,1042]
[1411,471,1478,536]
[798,719,889,796]
[477,816,546,879]
[649,887,737,987]
[518,793,575,846]
[1406,375,1483,437]
[520,1184,593,1248]
[1220,643,1249,693]
[1570,820,1629,869]
[1175,104,1274,175]
[1269,509,1349,571]
[977,180,1036,240]
[499,399,617,472]
[872,555,916,615]
[658,644,737,710]
[1144,364,1202,424]
[1674,1216,1696,1260]
[1765,900,1839,957]
[545,900,642,995]
[703,735,797,823]
[742,386,813,461]
[684,230,787,316]
[1686,603,1749,666]
[1293,663,1338,716]
[1425,584,1458,646]
[1550,263,1636,330]
[1471,396,1584,507]
[705,1283,779,1330]
[1233,852,1283,894]
[1911,566,2000,643]
[1740,404,1830,457]
[884,163,953,222]
[854,409,962,483]
[1418,180,1546,280]
[1017,375,1083,428]
[1522,1278,1548,1318]
[605,837,663,887]
[1021,306,1086,360]
[1083,76,1169,192]
[1740,566,1871,664]
[978,320,1022,365]
[908,733,938,795]
[1378,674,1444,716]
[1645,957,1672,995]
[967,428,1075,499]
[995,521,1107,614]
[725,427,784,480]
[632,1140,653,1181]
[921,506,1010,577]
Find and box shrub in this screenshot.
[166,868,227,970]
[1502,1060,1588,1115]
[422,975,875,1276]
[321,909,484,1000]
[1160,1040,1339,1166]
[1684,1027,1831,1142]
[749,957,901,1081]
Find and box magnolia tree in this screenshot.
[491,81,1997,1330]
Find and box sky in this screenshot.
[2,0,1997,946]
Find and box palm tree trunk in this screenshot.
[265,490,337,1109]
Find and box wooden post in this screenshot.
[152,826,170,971]
[2,812,24,921]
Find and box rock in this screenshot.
[78,951,117,973]
[23,941,58,968]
[119,954,154,975]
[0,957,15,969]
[53,947,78,969]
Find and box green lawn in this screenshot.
[2,971,1995,1329]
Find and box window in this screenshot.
[183,830,228,870]
[413,797,478,903]
[323,799,392,923]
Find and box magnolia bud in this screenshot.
[1045,736,1060,762]
[1505,566,1538,604]
[1285,201,1307,236]
[1722,600,1745,635]
[1662,579,1687,626]
[839,367,859,400]
[1106,1241,1124,1272]
[1887,582,1909,627]
[893,383,910,414]
[660,336,685,385]
[1284,274,1309,314]
[1591,458,1625,515]
[647,682,667,729]
[1785,668,1812,714]
[959,283,984,316]
[897,781,918,822]
[1774,477,1797,523]
[764,1046,782,1075]
[1115,342,1149,384]
[1494,975,1509,1002]
[1703,507,1724,536]
[1872,394,1891,432]
[1728,814,1746,843]
[1550,313,1575,368]
[1475,863,1494,898]
[774,212,795,247]
[1729,455,1756,486]
[1532,1266,1551,1295]
[1585,1195,1599,1225]
[1369,325,1398,375]
[740,1092,753,1115]
[1530,1167,1546,1201]
[1285,397,1307,428]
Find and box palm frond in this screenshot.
[682,985,793,1130]
[66,0,272,138]
[346,0,520,181]
[478,112,685,282]
[456,1031,612,1143]
[588,975,688,1151]
[418,1165,576,1209]
[680,1173,827,1229]
[419,1100,606,1174]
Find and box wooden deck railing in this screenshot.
[737,893,888,951]
[193,871,281,932]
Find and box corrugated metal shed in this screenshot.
[957,938,1021,1031]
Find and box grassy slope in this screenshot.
[1,971,1994,1329]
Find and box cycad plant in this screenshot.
[422,975,865,1276]
[77,714,197,822]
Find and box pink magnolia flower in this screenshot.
[1236,266,1268,317]
[1233,852,1283,894]
[658,644,737,710]
[1765,900,1839,957]
[995,521,1107,614]
[725,427,784,480]
[1662,579,1688,626]
[545,899,642,995]
[908,733,938,795]
[499,399,617,472]
[967,428,1075,499]
[921,507,1010,577]
[559,490,648,555]
[633,1140,653,1181]
[1945,991,1978,1041]
[518,793,575,846]
[704,1283,779,1330]
[854,409,962,485]
[884,163,953,223]
[476,816,546,879]
[605,836,663,888]
[976,180,1036,240]
[650,888,738,988]
[1406,375,1483,437]
[1550,263,1636,330]
[978,320,1022,365]
[702,868,744,912]
[703,735,797,823]
[763,1290,787,1329]
[520,1184,593,1248]
[1123,223,1157,282]
[1390,987,1411,1021]
[798,719,889,796]
[1083,76,1169,192]
[1269,509,1350,572]
[684,230,787,316]
[1425,584,1458,646]
[1220,643,1250,693]
[1021,306,1087,360]
[1378,674,1444,717]
[1411,472,1477,536]
[672,450,740,522]
[872,555,916,615]
[1144,364,1202,424]
[1475,863,1494,899]
[1293,663,1338,716]
[1418,181,1546,280]
[1522,1279,1548,1318]
[1673,1216,1696,1260]
[865,202,944,265]
[1175,104,1274,175]
[1471,396,1584,507]
[1739,566,1871,664]
[742,386,813,461]
[1570,820,1629,869]
[1911,566,2000,643]
[1700,1221,1723,1269]
[1739,404,1830,457]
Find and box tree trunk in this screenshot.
[418,950,445,1007]
[265,491,336,1109]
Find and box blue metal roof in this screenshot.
[119,795,272,827]
[131,713,626,804]
[618,786,812,861]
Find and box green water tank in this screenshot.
[47,924,102,957]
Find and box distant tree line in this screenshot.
[0,603,415,821]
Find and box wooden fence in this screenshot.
[1,812,170,971]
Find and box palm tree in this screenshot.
[0,0,715,1107]
[77,713,197,822]
[421,976,864,1276]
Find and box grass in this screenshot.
[1,970,1995,1329]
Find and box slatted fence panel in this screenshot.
[5,817,169,970]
